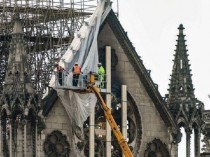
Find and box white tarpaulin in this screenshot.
[49,0,111,127]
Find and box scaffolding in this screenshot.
[0,0,97,98]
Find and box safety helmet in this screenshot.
[98,62,101,66]
[75,62,78,65]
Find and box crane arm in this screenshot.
[89,85,133,157]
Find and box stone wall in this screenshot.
[98,23,171,156]
[15,125,32,157]
[37,98,73,157]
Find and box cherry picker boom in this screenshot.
[86,73,133,157]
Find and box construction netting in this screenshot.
[49,0,111,127]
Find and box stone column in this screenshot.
[186,131,191,157]
[175,143,179,157]
[35,120,38,157]
[89,107,95,157]
[105,46,111,157]
[2,118,7,156]
[169,129,178,157]
[9,119,12,157]
[121,85,127,157]
[23,120,27,157]
[194,128,201,157]
[0,118,2,155]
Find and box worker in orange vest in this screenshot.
[72,62,81,86]
[55,64,64,85]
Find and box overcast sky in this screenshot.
[116,0,210,156]
[117,0,210,111]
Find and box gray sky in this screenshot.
[118,0,210,110]
[117,0,210,156]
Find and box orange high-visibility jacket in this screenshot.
[73,65,81,74]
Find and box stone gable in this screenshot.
[98,23,171,156]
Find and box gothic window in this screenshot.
[44,130,70,157]
[144,139,170,157]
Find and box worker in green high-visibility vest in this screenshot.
[98,62,105,88]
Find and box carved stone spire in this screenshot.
[4,14,33,94]
[0,15,45,157]
[167,24,204,126]
[166,24,204,156]
[168,24,194,105]
[167,24,204,118]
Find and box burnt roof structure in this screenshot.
[0,0,97,100]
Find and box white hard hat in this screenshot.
[75,62,78,65]
[98,62,101,65]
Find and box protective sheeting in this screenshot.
[49,0,111,127]
[56,90,97,128]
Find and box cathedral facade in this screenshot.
[0,5,209,157]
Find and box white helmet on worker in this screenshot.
[75,62,78,65]
[98,62,101,66]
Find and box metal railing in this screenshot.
[54,71,106,90]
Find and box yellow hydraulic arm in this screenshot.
[87,85,133,157]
